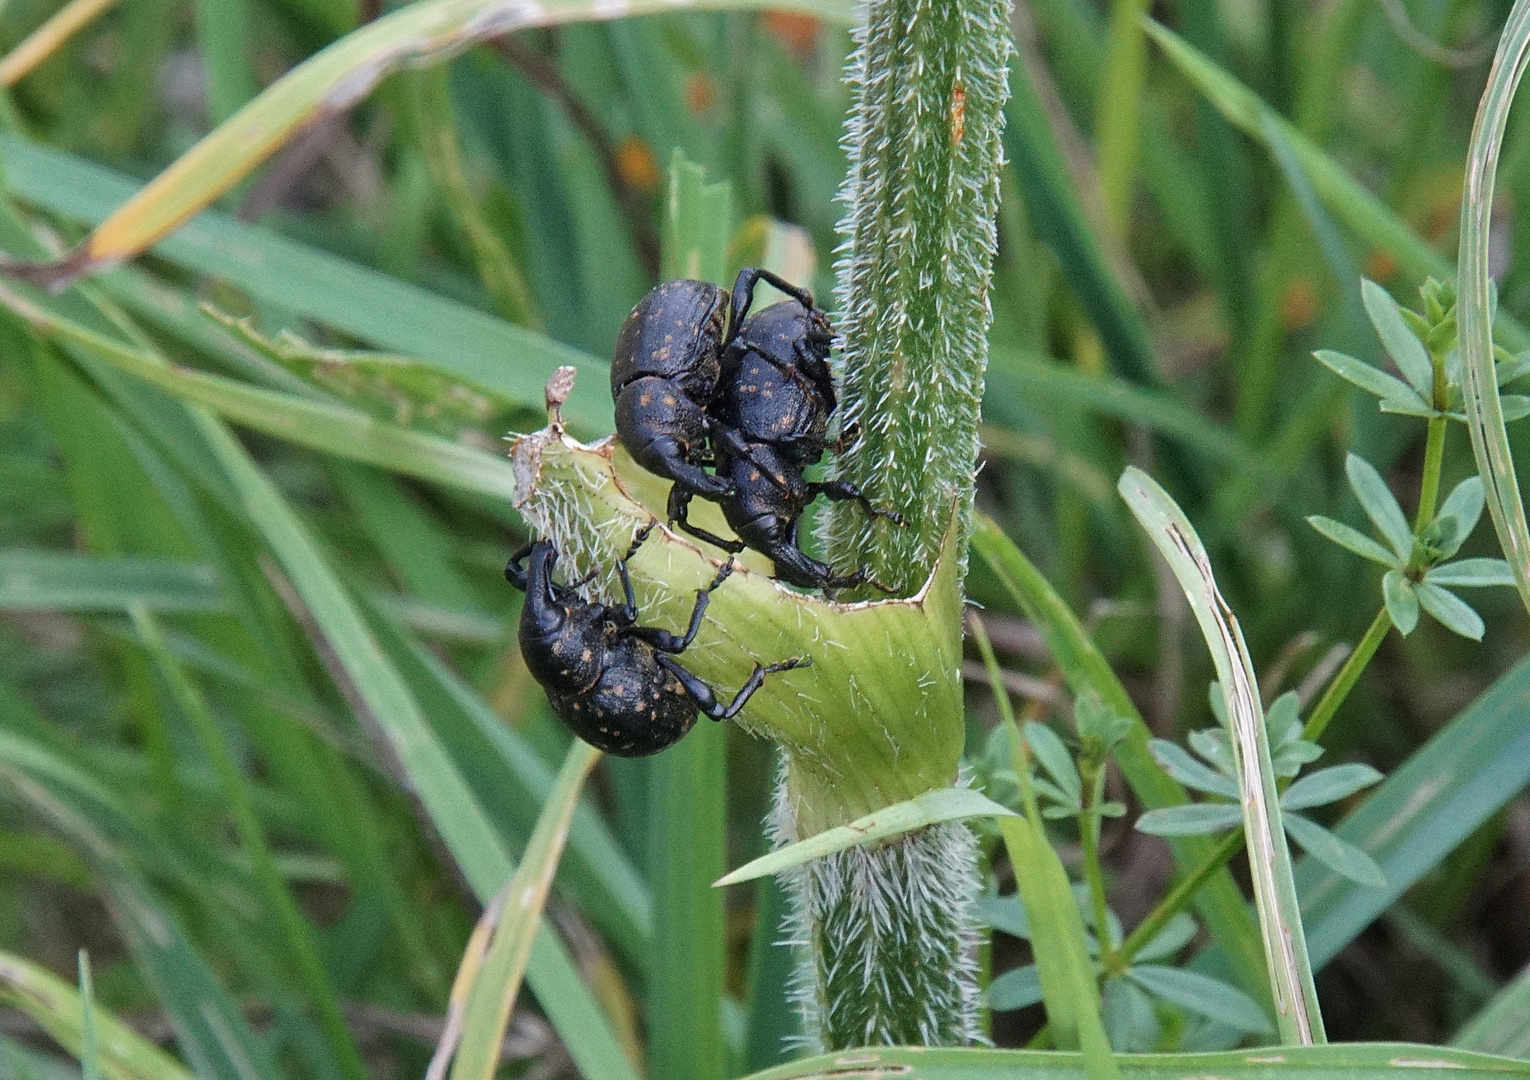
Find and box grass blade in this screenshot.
[1118,467,1324,1043]
[194,413,639,1080]
[0,552,223,612]
[1456,0,1530,620]
[447,742,602,1080]
[0,0,119,87]
[1455,963,1530,1057]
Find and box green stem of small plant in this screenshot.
[1099,829,1241,980]
[971,613,1043,828]
[1301,606,1393,745]
[1415,415,1448,531]
[1079,761,1114,951]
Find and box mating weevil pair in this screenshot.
[611,267,902,591]
[507,269,895,757]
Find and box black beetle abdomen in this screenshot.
[548,654,697,757]
[614,375,712,472]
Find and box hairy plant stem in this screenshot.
[776,0,1013,1050]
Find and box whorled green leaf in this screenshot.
[1134,914,1197,963]
[987,965,1044,1012]
[1125,965,1272,1035]
[512,414,965,836]
[715,787,1016,887]
[1346,454,1413,562]
[1312,349,1428,411]
[1427,559,1518,588]
[1135,803,1243,837]
[1146,740,1239,800]
[1025,722,1082,806]
[1416,582,1487,641]
[1283,814,1386,889]
[1383,570,1420,636]
[1361,280,1435,398]
[1281,764,1384,812]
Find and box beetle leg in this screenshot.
[631,559,735,653]
[657,654,811,721]
[711,425,793,492]
[504,542,534,590]
[669,486,747,553]
[726,267,817,340]
[808,480,906,526]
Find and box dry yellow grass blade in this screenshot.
[0,0,850,288]
[0,0,120,86]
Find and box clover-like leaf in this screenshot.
[1265,692,1302,746]
[1313,349,1428,409]
[1415,582,1485,641]
[1426,558,1517,588]
[1346,454,1413,561]
[1148,738,1239,799]
[987,964,1043,1011]
[1504,396,1530,422]
[1362,279,1435,396]
[1134,913,1198,963]
[1379,397,1441,419]
[1127,965,1274,1035]
[1100,800,1127,818]
[1025,721,1081,807]
[1075,691,1133,752]
[1135,803,1243,836]
[1281,762,1383,811]
[1271,737,1323,777]
[1283,813,1386,888]
[1307,515,1399,567]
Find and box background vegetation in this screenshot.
[1,0,1530,1076]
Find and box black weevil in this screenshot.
[505,526,808,756]
[610,268,818,501]
[668,443,898,592]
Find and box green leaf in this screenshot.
[970,516,1270,1004]
[1135,804,1243,836]
[449,743,602,1080]
[1187,728,1236,778]
[1426,558,1518,588]
[0,552,223,612]
[1499,395,1530,421]
[740,1043,1530,1078]
[1283,814,1386,889]
[1454,964,1530,1057]
[1306,516,1401,567]
[1127,965,1273,1035]
[986,965,1044,1012]
[1312,349,1428,410]
[1134,914,1198,963]
[1146,740,1239,799]
[1024,722,1082,806]
[1281,764,1384,811]
[0,951,194,1080]
[998,817,1119,1075]
[1416,582,1486,641]
[1360,280,1435,398]
[715,788,1018,887]
[1383,571,1420,636]
[1346,454,1413,562]
[1440,477,1488,547]
[974,895,1031,941]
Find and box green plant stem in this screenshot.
[970,614,1043,827]
[1100,830,1241,980]
[1302,606,1392,745]
[1079,763,1113,951]
[1416,416,1448,530]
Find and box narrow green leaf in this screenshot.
[1416,582,1486,641]
[1383,570,1420,636]
[1360,280,1435,398]
[1454,963,1530,1056]
[970,515,1269,1004]
[1346,454,1413,562]
[1306,516,1398,567]
[1126,966,1272,1034]
[449,743,602,1080]
[1145,740,1239,800]
[1426,558,1518,588]
[1282,815,1386,889]
[1312,349,1428,409]
[1439,477,1488,555]
[1281,764,1384,811]
[1134,914,1198,963]
[716,788,1018,887]
[1024,723,1082,806]
[0,551,223,612]
[1135,804,1242,836]
[974,895,1031,941]
[987,965,1044,1012]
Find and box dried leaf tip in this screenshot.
[544,365,577,431]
